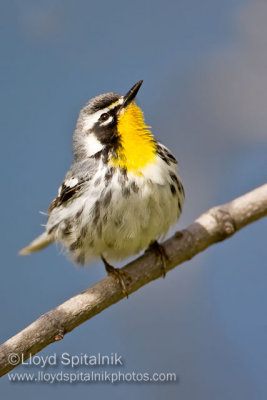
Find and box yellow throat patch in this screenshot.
[110,103,156,174]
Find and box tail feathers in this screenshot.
[19,232,54,255]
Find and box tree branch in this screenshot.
[1,184,267,377]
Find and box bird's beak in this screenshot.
[121,80,143,109]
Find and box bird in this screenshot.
[20,80,185,296]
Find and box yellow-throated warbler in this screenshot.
[20,81,185,295]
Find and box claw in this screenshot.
[101,256,129,298]
[146,241,169,278]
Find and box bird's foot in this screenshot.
[101,256,129,298]
[146,241,169,278]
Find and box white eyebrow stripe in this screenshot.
[83,107,110,131]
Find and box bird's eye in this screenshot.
[100,113,109,122]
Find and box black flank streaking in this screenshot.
[103,190,112,207]
[130,181,139,193]
[92,201,100,225]
[105,167,115,184]
[170,184,176,195]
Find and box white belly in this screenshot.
[95,174,179,260]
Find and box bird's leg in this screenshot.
[101,255,129,298]
[146,240,169,278]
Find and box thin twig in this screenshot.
[0,184,266,377]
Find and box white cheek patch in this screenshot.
[85,134,104,157]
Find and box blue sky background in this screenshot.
[1,0,267,398]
